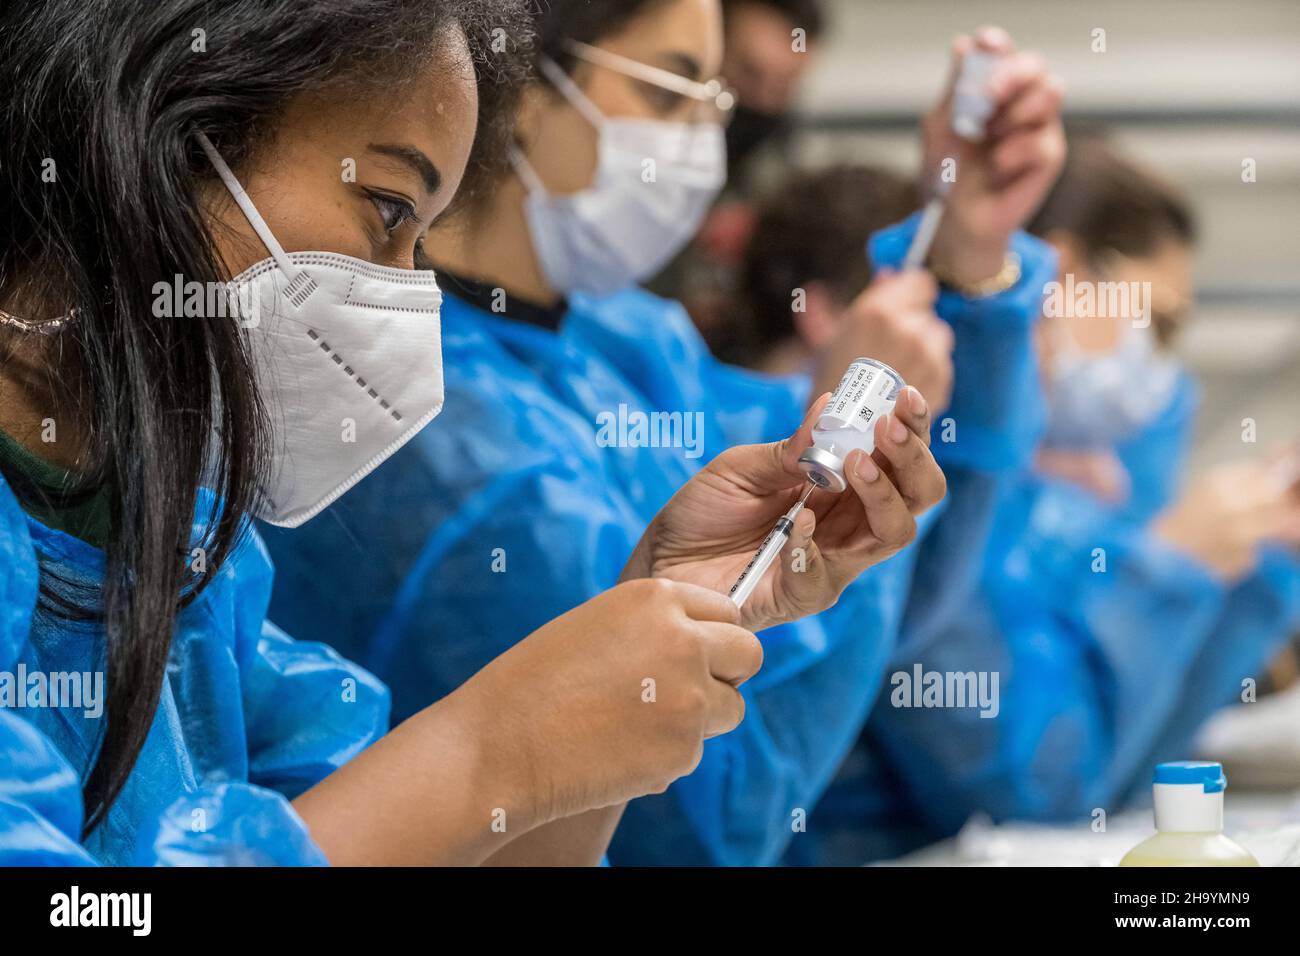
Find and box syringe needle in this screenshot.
[795,481,817,511]
[729,483,818,609]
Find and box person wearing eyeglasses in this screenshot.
[0,0,948,869]
[260,5,1061,865]
[652,0,828,355]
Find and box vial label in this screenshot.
[822,361,898,433]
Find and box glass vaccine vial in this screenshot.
[951,48,1000,141]
[798,358,906,493]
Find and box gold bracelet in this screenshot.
[933,251,1021,299]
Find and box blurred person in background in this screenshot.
[784,135,1300,865]
[716,164,921,372]
[721,0,826,188]
[0,0,921,870]
[653,0,827,351]
[263,8,1067,866]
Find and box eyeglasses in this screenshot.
[563,40,737,126]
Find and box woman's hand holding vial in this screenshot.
[624,381,945,632]
[919,26,1066,289]
[810,268,954,413]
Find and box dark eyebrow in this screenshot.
[366,143,441,195]
[657,51,702,81]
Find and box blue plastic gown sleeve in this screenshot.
[0,475,95,865]
[241,620,391,802]
[869,478,1228,832]
[1114,372,1199,523]
[870,217,1056,658]
[611,514,936,866]
[132,782,330,867]
[210,532,393,802]
[0,710,98,866]
[0,471,387,866]
[1132,546,1300,795]
[870,214,1053,474]
[263,437,644,726]
[565,290,810,450]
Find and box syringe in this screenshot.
[903,180,951,271]
[903,46,1001,271]
[729,482,818,608]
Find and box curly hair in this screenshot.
[724,164,919,365]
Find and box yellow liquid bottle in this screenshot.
[1120,761,1258,867]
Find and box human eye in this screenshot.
[364,188,419,234]
[635,79,687,116]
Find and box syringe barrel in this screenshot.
[729,516,794,608]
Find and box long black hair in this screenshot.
[0,0,528,834]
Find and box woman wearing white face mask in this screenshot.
[1031,135,1199,516]
[1030,134,1300,561]
[260,2,1078,868]
[827,135,1300,861]
[0,0,941,868]
[0,0,529,867]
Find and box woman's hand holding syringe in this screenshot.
[621,27,1060,631]
[622,387,944,633]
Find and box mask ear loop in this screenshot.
[537,56,607,128]
[510,58,607,200]
[508,144,548,198]
[195,131,318,306]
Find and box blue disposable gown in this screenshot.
[263,216,1059,865]
[0,478,389,865]
[794,367,1300,865]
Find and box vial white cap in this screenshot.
[1151,762,1227,833]
[797,446,848,493]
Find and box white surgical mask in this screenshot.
[512,57,727,297]
[1045,319,1180,450]
[198,133,445,528]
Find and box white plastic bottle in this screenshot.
[1119,761,1259,867]
[798,358,906,493]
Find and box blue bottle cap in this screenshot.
[1154,761,1226,793]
